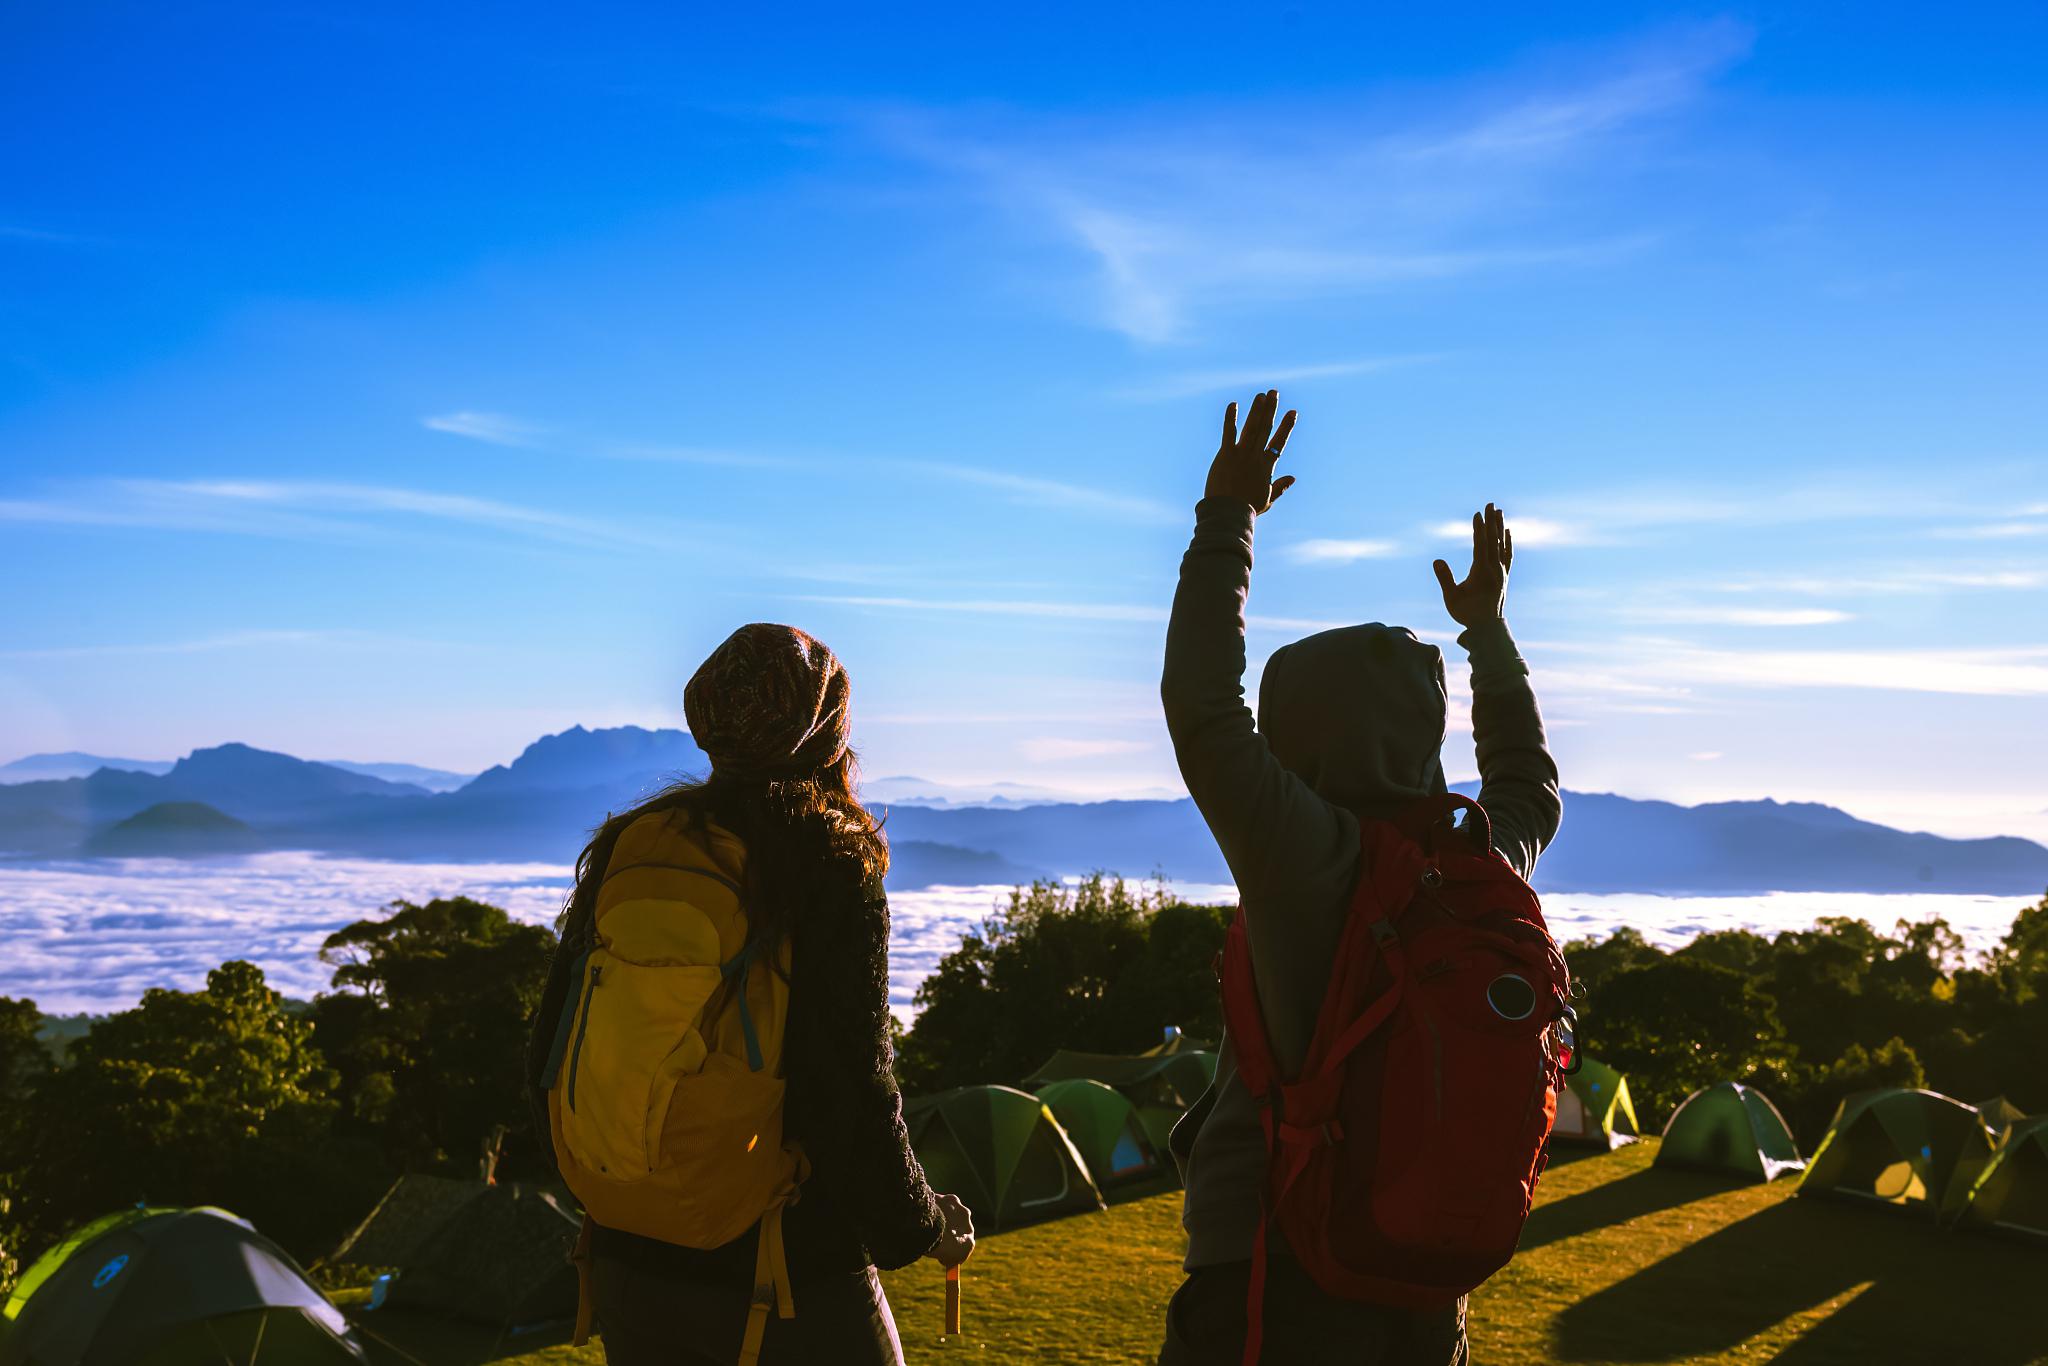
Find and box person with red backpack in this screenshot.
[1158,391,1567,1365]
[524,624,974,1366]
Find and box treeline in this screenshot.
[899,881,2048,1149]
[0,898,556,1290]
[3,880,2044,1292]
[1564,897,2048,1142]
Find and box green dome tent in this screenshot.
[1034,1079,1163,1186]
[1798,1088,1994,1219]
[1949,1114,2048,1242]
[1550,1058,1641,1149]
[322,1175,579,1328]
[1023,1048,1218,1156]
[905,1086,1104,1233]
[0,1206,367,1366]
[1654,1082,1805,1181]
[1976,1095,2029,1142]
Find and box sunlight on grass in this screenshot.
[349,1140,2048,1365]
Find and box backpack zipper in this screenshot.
[565,963,602,1113]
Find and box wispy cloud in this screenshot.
[1287,538,1401,565]
[1429,514,1587,548]
[0,478,662,550]
[1018,737,1149,762]
[1933,520,2048,540]
[422,411,548,447]
[1630,606,1854,627]
[894,462,1181,524]
[1712,568,2048,595]
[1115,354,1441,402]
[1685,645,2048,697]
[801,593,1366,636]
[415,410,1173,523]
[803,594,1165,624]
[838,22,1747,339]
[0,629,414,661]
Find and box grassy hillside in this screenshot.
[340,1140,2048,1365]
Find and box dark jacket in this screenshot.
[1160,496,1562,1268]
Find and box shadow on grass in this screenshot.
[1544,1141,1639,1170]
[1554,1196,2048,1365]
[1519,1166,1750,1253]
[350,1307,577,1366]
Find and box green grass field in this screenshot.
[340,1140,2048,1365]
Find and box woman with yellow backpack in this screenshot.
[527,623,975,1365]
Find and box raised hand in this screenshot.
[1433,503,1514,628]
[1204,389,1298,515]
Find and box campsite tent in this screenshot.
[325,1175,579,1327]
[905,1086,1104,1232]
[1655,1082,1805,1181]
[1798,1088,1994,1218]
[0,1206,367,1366]
[1976,1095,2029,1142]
[1551,1058,1641,1149]
[1950,1114,2048,1242]
[1023,1048,1218,1154]
[1035,1078,1164,1186]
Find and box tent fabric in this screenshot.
[1022,1050,1217,1169]
[0,1207,366,1366]
[1034,1079,1163,1186]
[905,1085,1104,1232]
[1550,1058,1641,1149]
[326,1176,579,1326]
[1023,1049,1215,1107]
[1950,1114,2048,1241]
[1141,1031,1215,1057]
[1655,1082,1805,1181]
[1976,1095,2029,1141]
[1798,1087,1995,1220]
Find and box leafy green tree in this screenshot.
[1582,956,1792,1125]
[900,876,1223,1093]
[13,963,361,1260]
[0,997,45,1108]
[312,897,555,1177]
[0,997,46,1296]
[1560,926,1665,996]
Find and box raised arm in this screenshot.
[1433,504,1562,878]
[1160,391,1352,901]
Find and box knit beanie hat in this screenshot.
[684,624,851,780]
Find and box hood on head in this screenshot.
[1256,622,1449,813]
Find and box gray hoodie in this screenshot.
[1160,497,1561,1269]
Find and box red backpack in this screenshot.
[1219,793,1573,1363]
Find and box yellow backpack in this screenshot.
[540,809,806,1365]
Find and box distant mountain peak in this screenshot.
[460,724,709,798]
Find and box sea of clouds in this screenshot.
[0,855,2033,1018]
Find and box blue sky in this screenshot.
[4,4,2046,839]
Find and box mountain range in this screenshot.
[3,727,2045,895]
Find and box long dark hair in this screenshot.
[555,748,888,964]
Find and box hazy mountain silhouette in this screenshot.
[84,802,265,857]
[318,760,473,792]
[0,752,174,783]
[3,726,2045,894]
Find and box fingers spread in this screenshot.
[1269,474,1296,504]
[1503,524,1514,571]
[1433,559,1458,594]
[1220,402,1238,454]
